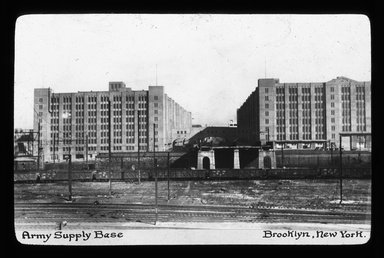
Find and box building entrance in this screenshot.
[203,157,210,170]
[263,156,272,169]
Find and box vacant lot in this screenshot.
[14,179,371,211]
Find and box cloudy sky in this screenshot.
[14,14,371,129]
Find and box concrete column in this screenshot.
[258,149,264,169]
[210,150,216,170]
[233,149,240,169]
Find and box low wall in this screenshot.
[275,150,371,168]
[14,167,371,183]
[23,150,371,173]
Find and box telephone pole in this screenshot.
[137,110,141,184]
[53,133,56,165]
[154,123,158,224]
[167,151,170,201]
[108,100,112,197]
[68,150,72,201]
[37,121,41,170]
[85,134,88,168]
[339,134,343,204]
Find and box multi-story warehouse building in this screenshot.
[34,82,192,163]
[237,76,371,150]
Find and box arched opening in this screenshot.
[203,157,210,170]
[263,156,272,169]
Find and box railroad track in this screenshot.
[14,202,370,225]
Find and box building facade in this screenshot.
[237,77,371,150]
[34,82,192,162]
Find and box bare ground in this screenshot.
[14,179,371,212]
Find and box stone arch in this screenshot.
[263,156,272,169]
[258,149,276,169]
[197,150,216,170]
[203,157,211,170]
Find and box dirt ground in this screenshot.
[14,179,371,211]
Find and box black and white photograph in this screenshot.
[13,14,371,245]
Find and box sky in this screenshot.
[14,14,371,129]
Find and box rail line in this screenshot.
[14,202,370,225]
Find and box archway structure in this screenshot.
[258,149,276,169]
[197,149,215,170]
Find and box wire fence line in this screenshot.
[14,166,371,183]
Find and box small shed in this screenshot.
[14,156,37,171]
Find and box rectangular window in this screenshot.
[265,119,269,124]
[154,103,158,107]
[39,98,43,103]
[154,96,158,100]
[265,96,269,101]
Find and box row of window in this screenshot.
[62,104,72,110]
[357,125,366,132]
[63,97,72,103]
[87,104,97,110]
[341,95,351,101]
[342,125,352,132]
[356,86,366,94]
[341,87,351,93]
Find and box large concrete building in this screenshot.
[237,76,371,150]
[34,82,192,163]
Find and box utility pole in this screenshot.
[167,151,170,201]
[85,134,88,169]
[339,134,343,204]
[108,100,112,197]
[137,110,141,184]
[53,133,56,165]
[37,121,41,170]
[68,149,72,201]
[32,131,35,161]
[154,123,158,224]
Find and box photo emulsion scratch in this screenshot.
[13,14,371,245]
